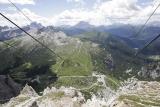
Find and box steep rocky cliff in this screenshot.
[0,75,21,103]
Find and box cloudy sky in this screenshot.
[0,0,160,26]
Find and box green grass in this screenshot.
[53,76,97,89]
[0,37,97,94]
[105,75,120,90]
[38,91,65,101]
[10,62,32,74]
[123,99,146,107]
[77,31,145,80]
[0,31,144,98]
[48,91,65,100]
[51,42,93,76]
[80,83,104,100]
[119,95,160,106]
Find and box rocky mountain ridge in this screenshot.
[2,78,160,107]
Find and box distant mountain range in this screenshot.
[0,22,43,41]
[0,21,160,49]
[53,21,159,49]
[57,21,160,40]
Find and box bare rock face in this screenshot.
[2,86,85,107]
[111,78,160,107]
[0,75,21,103]
[138,62,160,80]
[2,79,160,107]
[20,84,39,98]
[3,84,39,107]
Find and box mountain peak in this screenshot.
[29,22,43,29]
[73,21,94,29]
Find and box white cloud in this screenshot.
[0,0,35,5]
[52,0,160,26]
[1,0,160,27]
[128,0,160,25]
[67,0,82,2]
[66,0,85,7]
[0,8,52,27]
[51,9,110,26]
[51,0,138,26]
[21,8,52,25]
[67,0,84,3]
[52,9,93,26]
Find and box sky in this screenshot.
[0,0,160,27]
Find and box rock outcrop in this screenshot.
[138,62,160,80]
[111,78,160,107]
[3,78,160,107]
[2,85,85,107]
[0,75,21,103]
